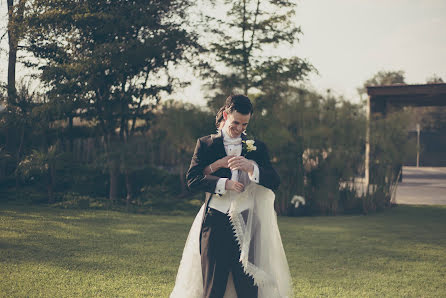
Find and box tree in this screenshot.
[358,70,406,97]
[6,0,26,101]
[426,74,444,84]
[197,1,316,210]
[201,0,313,111]
[369,110,414,205]
[16,144,65,203]
[244,84,367,215]
[24,0,200,202]
[0,80,38,187]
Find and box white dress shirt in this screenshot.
[208,128,260,213]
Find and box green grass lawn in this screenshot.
[1,203,445,297]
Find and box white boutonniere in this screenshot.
[242,139,257,153]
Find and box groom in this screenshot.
[186,94,280,298]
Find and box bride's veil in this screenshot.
[170,183,293,298]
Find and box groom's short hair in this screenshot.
[225,94,253,115]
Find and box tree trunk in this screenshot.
[7,0,17,100]
[125,171,133,208]
[179,162,186,195]
[104,134,120,203]
[68,115,73,152]
[7,0,24,100]
[109,159,119,202]
[9,0,26,189]
[241,0,248,95]
[280,192,286,215]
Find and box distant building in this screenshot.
[365,83,446,184]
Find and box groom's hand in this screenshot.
[217,155,235,169]
[225,179,245,193]
[228,156,254,175]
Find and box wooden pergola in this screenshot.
[365,83,446,185]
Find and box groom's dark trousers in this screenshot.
[200,207,257,298]
[186,131,280,298]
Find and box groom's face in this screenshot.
[223,110,251,138]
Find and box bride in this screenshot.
[170,100,293,298]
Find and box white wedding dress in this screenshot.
[170,183,293,298]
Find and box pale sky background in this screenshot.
[1,0,445,107]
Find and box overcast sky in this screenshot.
[294,0,446,101]
[1,0,445,106]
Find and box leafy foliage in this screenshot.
[201,0,313,110]
[23,0,201,201]
[248,87,368,215]
[426,74,444,84]
[357,70,406,96]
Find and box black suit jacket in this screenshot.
[186,130,280,212]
